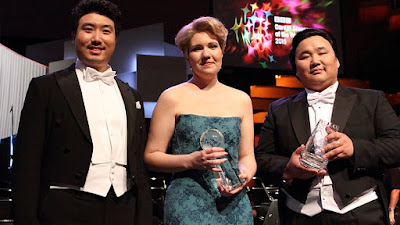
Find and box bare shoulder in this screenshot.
[157,82,189,105]
[222,84,251,103]
[152,83,190,119]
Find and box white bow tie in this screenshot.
[307,90,335,105]
[83,67,116,85]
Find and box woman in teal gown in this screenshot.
[144,16,256,225]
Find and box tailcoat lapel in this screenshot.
[287,91,315,203]
[116,78,137,154]
[331,85,357,132]
[329,85,357,204]
[289,91,311,145]
[55,64,91,143]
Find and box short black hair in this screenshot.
[289,29,338,74]
[71,0,122,36]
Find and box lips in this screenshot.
[201,61,214,66]
[310,68,324,75]
[88,45,105,55]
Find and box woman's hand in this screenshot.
[389,210,395,225]
[217,169,251,197]
[189,147,228,172]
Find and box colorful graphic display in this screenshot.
[214,0,342,70]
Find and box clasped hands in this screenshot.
[283,131,354,182]
[190,147,250,196]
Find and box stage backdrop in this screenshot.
[0,44,47,139]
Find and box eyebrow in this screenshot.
[298,46,327,56]
[191,41,219,47]
[189,44,202,51]
[81,22,114,30]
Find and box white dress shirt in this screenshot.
[284,81,378,216]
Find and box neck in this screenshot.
[307,80,338,92]
[78,59,110,72]
[306,81,338,93]
[90,65,110,73]
[189,74,219,90]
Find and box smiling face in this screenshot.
[295,35,340,92]
[73,13,116,72]
[187,31,223,80]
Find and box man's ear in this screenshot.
[336,57,340,69]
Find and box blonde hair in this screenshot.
[175,16,228,57]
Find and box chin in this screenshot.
[203,71,219,77]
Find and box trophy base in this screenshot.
[214,176,243,191]
[300,152,328,170]
[213,159,244,191]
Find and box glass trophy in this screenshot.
[300,120,339,170]
[200,129,244,191]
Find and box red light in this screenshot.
[389,14,400,30]
[359,5,389,22]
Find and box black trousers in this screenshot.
[282,199,387,225]
[395,208,400,225]
[39,187,136,225]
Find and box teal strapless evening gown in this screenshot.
[164,114,253,225]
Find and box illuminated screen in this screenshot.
[214,0,343,72]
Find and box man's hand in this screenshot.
[283,145,327,183]
[323,132,354,160]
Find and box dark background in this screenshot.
[0,0,399,93]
